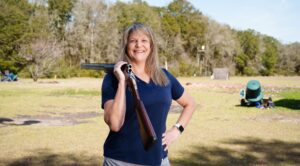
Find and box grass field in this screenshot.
[0,77,299,166]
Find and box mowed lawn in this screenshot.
[0,77,299,166]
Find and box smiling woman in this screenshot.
[101,23,196,166]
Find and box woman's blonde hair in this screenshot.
[119,23,169,86]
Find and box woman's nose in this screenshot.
[135,41,141,47]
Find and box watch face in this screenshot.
[175,123,184,133]
[178,125,184,132]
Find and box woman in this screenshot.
[102,23,196,166]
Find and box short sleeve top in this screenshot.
[101,69,184,165]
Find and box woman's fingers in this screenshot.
[162,132,169,151]
[113,61,127,81]
[164,144,168,151]
[162,133,166,145]
[162,128,181,151]
[114,61,127,72]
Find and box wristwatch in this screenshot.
[174,123,184,134]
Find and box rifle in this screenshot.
[81,63,157,151]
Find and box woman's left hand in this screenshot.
[162,127,181,151]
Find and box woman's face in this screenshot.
[127,30,151,64]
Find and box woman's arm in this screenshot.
[103,61,127,132]
[174,90,196,128]
[162,90,196,151]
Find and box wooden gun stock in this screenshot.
[126,72,157,150]
[81,63,157,150]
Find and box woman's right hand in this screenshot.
[114,61,127,82]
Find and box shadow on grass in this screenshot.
[0,117,41,126]
[274,99,300,110]
[0,117,14,123]
[170,137,300,166]
[2,149,102,166]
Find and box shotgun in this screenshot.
[81,63,157,150]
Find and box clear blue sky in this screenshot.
[110,0,300,44]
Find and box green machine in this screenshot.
[240,80,274,108]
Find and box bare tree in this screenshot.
[65,0,119,65]
[278,42,300,75]
[96,8,120,63]
[20,37,63,81]
[204,18,239,75]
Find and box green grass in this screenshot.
[275,90,300,110]
[49,88,100,96]
[0,89,39,97]
[0,77,300,165]
[279,90,300,99]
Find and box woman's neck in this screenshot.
[131,62,147,75]
[131,62,150,83]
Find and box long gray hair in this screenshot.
[119,23,169,86]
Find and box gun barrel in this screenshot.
[81,63,115,73]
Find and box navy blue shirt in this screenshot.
[101,69,184,165]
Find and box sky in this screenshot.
[110,0,300,44]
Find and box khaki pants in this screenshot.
[103,157,170,166]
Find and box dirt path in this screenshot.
[0,111,102,127]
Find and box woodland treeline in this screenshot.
[1,0,299,81]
